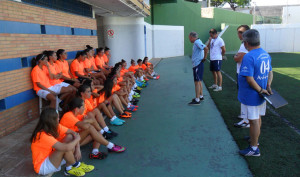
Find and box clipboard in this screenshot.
[262,89,288,109]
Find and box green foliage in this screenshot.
[211,0,251,11]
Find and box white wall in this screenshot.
[282,6,300,24]
[252,24,300,53]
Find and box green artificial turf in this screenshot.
[202,53,300,177]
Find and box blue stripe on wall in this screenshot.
[0,50,82,73]
[0,89,36,111]
[0,20,41,34]
[45,25,72,35]
[0,20,97,36]
[0,58,22,72]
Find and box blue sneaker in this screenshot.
[116,117,125,123]
[239,146,260,156]
[110,119,123,126]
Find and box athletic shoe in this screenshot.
[208,84,218,89]
[89,152,107,159]
[108,145,126,153]
[244,136,260,146]
[103,131,114,140]
[131,98,139,102]
[77,162,94,173]
[156,75,160,79]
[237,115,243,119]
[132,94,140,98]
[107,129,118,137]
[133,92,140,96]
[64,167,85,177]
[136,87,142,90]
[124,111,132,116]
[127,106,138,112]
[145,78,149,81]
[234,120,250,128]
[131,100,138,105]
[188,99,200,105]
[133,89,141,94]
[200,97,204,101]
[116,117,125,123]
[120,112,131,118]
[213,86,222,92]
[110,119,123,126]
[239,146,260,156]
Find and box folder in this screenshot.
[262,89,288,109]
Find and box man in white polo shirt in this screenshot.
[207,28,226,92]
[233,25,250,128]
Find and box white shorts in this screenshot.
[39,157,66,175]
[240,102,266,120]
[37,82,69,100]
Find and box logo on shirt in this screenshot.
[241,66,248,73]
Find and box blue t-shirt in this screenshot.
[238,48,272,106]
[192,39,206,67]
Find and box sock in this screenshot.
[100,129,104,134]
[134,83,137,88]
[154,77,156,79]
[130,90,134,95]
[243,118,249,124]
[92,149,99,155]
[251,146,258,151]
[195,98,200,102]
[200,95,203,98]
[103,126,109,132]
[140,76,143,81]
[106,142,114,149]
[66,165,73,171]
[219,86,222,89]
[151,72,154,76]
[111,116,117,121]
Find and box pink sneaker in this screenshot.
[108,145,126,153]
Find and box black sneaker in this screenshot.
[132,98,139,102]
[200,97,204,101]
[103,132,114,140]
[188,99,200,105]
[107,129,118,137]
[133,89,141,94]
[131,100,138,105]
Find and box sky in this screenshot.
[251,0,300,6]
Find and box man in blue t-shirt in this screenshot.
[188,31,208,105]
[238,29,273,156]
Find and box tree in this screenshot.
[210,0,251,11]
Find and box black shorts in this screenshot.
[210,60,222,71]
[193,62,204,81]
[63,80,75,85]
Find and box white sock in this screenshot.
[151,72,154,76]
[66,165,72,171]
[140,76,143,81]
[134,83,137,88]
[195,98,200,102]
[154,77,156,79]
[92,149,99,155]
[251,146,258,150]
[127,103,131,108]
[106,142,114,149]
[243,118,249,124]
[100,129,104,134]
[103,126,109,132]
[200,95,203,98]
[130,90,134,95]
[111,116,117,121]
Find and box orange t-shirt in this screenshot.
[31,65,52,93]
[103,54,109,63]
[142,64,147,70]
[89,56,97,70]
[117,77,123,83]
[120,68,128,76]
[55,60,71,79]
[31,124,68,173]
[60,111,80,132]
[46,62,62,85]
[83,58,92,70]
[88,89,98,108]
[94,55,105,68]
[112,84,121,94]
[83,98,94,115]
[98,93,105,104]
[128,65,139,73]
[70,59,85,78]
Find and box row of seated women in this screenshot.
[30,45,159,176]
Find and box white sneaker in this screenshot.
[213,86,222,92]
[238,115,243,119]
[234,120,250,128]
[209,84,218,89]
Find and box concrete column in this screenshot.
[102,16,145,65]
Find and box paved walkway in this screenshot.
[0,56,252,177]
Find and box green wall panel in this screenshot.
[146,0,253,55]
